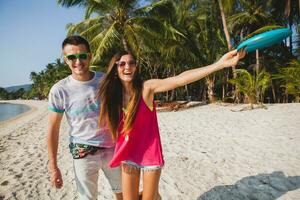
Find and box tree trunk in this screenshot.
[222,82,225,101]
[256,50,260,102]
[185,85,190,101]
[284,0,291,17]
[166,91,169,102]
[206,76,216,103]
[271,80,277,103]
[285,0,293,53]
[256,50,260,75]
[218,0,238,103]
[218,0,232,50]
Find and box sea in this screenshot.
[0,103,31,122]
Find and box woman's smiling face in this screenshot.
[116,54,137,83]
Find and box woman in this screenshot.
[98,49,245,200]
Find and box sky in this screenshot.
[0,0,85,88]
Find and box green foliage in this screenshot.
[228,0,275,39]
[29,59,71,100]
[25,0,298,103]
[0,88,28,100]
[242,25,285,41]
[60,0,170,64]
[229,69,271,104]
[273,60,300,101]
[0,88,9,100]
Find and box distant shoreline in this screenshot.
[0,100,35,125]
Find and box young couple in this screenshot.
[47,35,244,200]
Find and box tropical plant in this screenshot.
[58,0,173,65]
[229,69,271,108]
[228,0,275,39]
[217,0,241,102]
[146,0,205,101]
[29,59,71,99]
[272,60,300,102]
[38,0,296,104]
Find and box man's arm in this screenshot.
[47,111,63,189]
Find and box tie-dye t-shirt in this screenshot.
[48,71,114,147]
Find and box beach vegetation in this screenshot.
[28,59,71,100]
[273,60,300,102]
[229,69,271,108]
[22,0,300,104]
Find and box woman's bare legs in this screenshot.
[122,163,140,200]
[142,169,161,200]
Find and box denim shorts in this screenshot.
[122,160,163,171]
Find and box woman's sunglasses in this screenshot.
[65,53,90,61]
[116,60,136,67]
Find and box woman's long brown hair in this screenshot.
[98,51,143,140]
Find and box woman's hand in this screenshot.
[217,49,246,69]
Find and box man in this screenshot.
[47,35,122,200]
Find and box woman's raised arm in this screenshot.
[144,49,244,94]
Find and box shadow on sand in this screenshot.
[197,171,300,200]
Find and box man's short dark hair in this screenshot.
[62,35,91,52]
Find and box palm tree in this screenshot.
[151,0,204,101]
[284,0,300,53]
[229,69,271,108]
[198,1,228,102]
[269,0,300,53]
[227,1,277,103]
[30,71,44,99]
[272,60,300,102]
[29,58,71,99]
[217,0,238,50]
[217,0,241,102]
[58,0,172,65]
[228,0,274,39]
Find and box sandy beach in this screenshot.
[0,100,299,200]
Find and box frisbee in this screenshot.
[236,28,292,53]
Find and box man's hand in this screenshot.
[50,168,63,189]
[47,111,63,189]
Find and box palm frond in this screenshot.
[164,23,187,40]
[123,24,140,53]
[133,0,175,21]
[85,0,117,15]
[79,17,107,38]
[241,25,285,41]
[91,22,121,62]
[66,17,106,38]
[127,17,165,36]
[57,0,88,7]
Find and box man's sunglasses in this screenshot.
[65,53,90,61]
[116,60,136,67]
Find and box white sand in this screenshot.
[0,100,299,200]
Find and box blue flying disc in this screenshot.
[237,28,292,52]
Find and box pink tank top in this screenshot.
[109,97,164,167]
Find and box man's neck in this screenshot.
[72,71,94,82]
